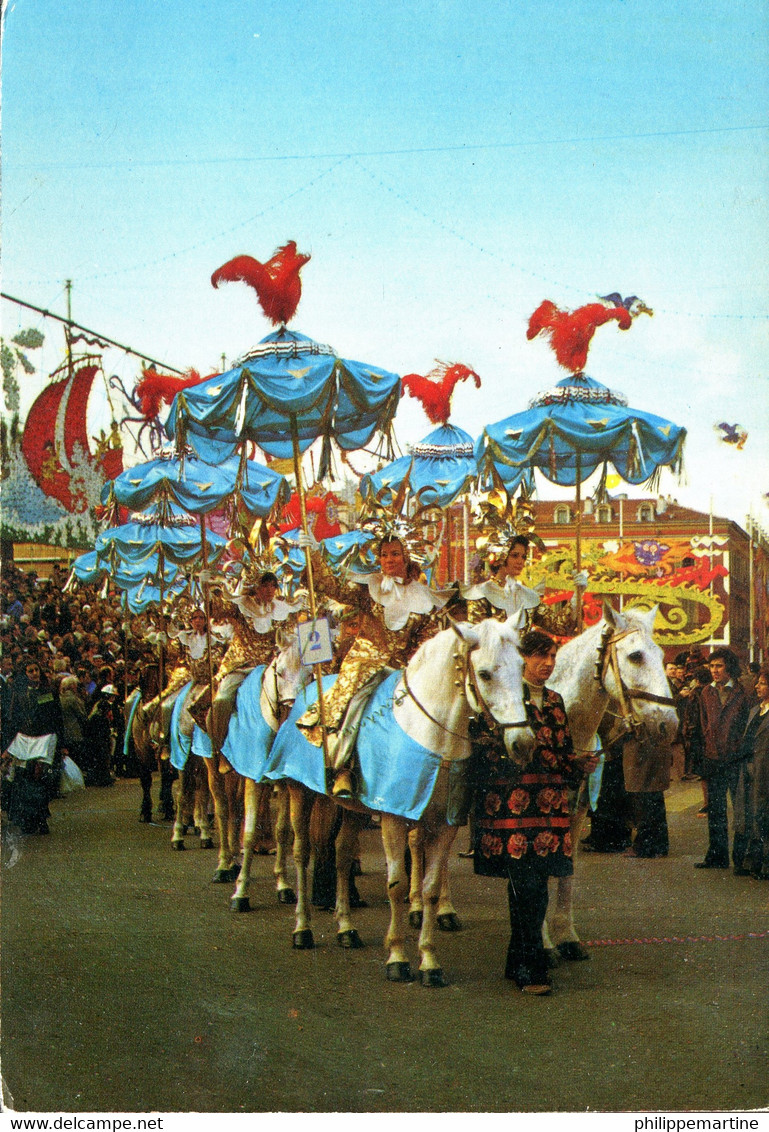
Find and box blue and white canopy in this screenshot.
[476,373,686,491]
[102,449,289,519]
[164,328,402,476]
[361,423,479,510]
[94,500,227,568]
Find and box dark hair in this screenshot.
[258,572,279,587]
[755,667,769,687]
[377,537,421,582]
[506,535,530,553]
[692,665,712,686]
[708,647,741,680]
[520,629,556,658]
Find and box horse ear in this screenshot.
[504,609,526,633]
[639,604,659,634]
[449,618,480,648]
[602,599,623,628]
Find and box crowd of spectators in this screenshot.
[1,560,160,832]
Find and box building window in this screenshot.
[554,505,571,524]
[596,504,613,523]
[637,503,655,522]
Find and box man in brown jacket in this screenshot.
[696,648,751,870]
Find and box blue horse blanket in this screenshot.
[265,670,445,821]
[221,665,278,780]
[169,682,193,770]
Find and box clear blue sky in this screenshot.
[2,0,768,528]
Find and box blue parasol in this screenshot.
[360,423,480,510]
[94,499,227,569]
[475,372,686,590]
[164,327,401,477]
[102,449,289,520]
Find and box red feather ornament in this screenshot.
[400,362,481,425]
[135,368,214,422]
[211,241,311,326]
[526,300,632,373]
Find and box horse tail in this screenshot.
[309,793,337,852]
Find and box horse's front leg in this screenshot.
[380,816,412,982]
[546,799,591,962]
[407,826,425,929]
[171,764,188,850]
[288,783,316,949]
[334,809,368,949]
[205,758,238,882]
[231,777,258,911]
[417,823,457,987]
[272,781,296,905]
[193,757,214,848]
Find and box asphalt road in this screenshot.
[2,772,767,1114]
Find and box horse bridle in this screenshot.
[595,623,676,736]
[399,639,531,742]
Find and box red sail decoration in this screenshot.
[20,358,124,514]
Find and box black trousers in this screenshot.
[505,869,550,985]
[705,763,746,867]
[630,791,669,857]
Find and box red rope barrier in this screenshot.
[583,930,769,948]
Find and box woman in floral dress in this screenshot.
[472,629,597,995]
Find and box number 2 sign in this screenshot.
[297,617,333,666]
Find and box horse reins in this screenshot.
[400,640,530,742]
[596,623,676,735]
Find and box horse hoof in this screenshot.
[545,948,562,969]
[212,866,239,884]
[199,839,215,850]
[437,913,462,932]
[277,889,297,905]
[292,930,315,950]
[386,961,413,983]
[230,897,251,913]
[171,840,185,851]
[409,910,423,930]
[420,968,449,988]
[557,941,590,962]
[138,812,152,824]
[337,929,364,949]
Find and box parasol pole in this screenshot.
[157,548,166,748]
[198,515,217,744]
[289,415,332,770]
[463,495,470,584]
[574,453,584,632]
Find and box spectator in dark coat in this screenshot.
[695,648,751,870]
[3,660,63,834]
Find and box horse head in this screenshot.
[452,612,537,764]
[597,603,679,744]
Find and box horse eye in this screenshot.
[477,669,492,681]
[628,651,644,664]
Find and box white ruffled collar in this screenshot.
[460,576,541,615]
[231,594,304,633]
[356,572,451,631]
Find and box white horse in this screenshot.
[265,614,536,986]
[544,603,679,960]
[228,638,311,911]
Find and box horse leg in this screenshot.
[436,855,462,932]
[547,801,591,961]
[171,767,188,850]
[273,782,296,905]
[205,757,238,882]
[158,757,175,821]
[288,782,316,948]
[231,777,258,911]
[380,815,412,981]
[136,761,153,823]
[416,823,456,986]
[407,826,425,929]
[254,781,275,854]
[334,809,368,949]
[194,758,214,848]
